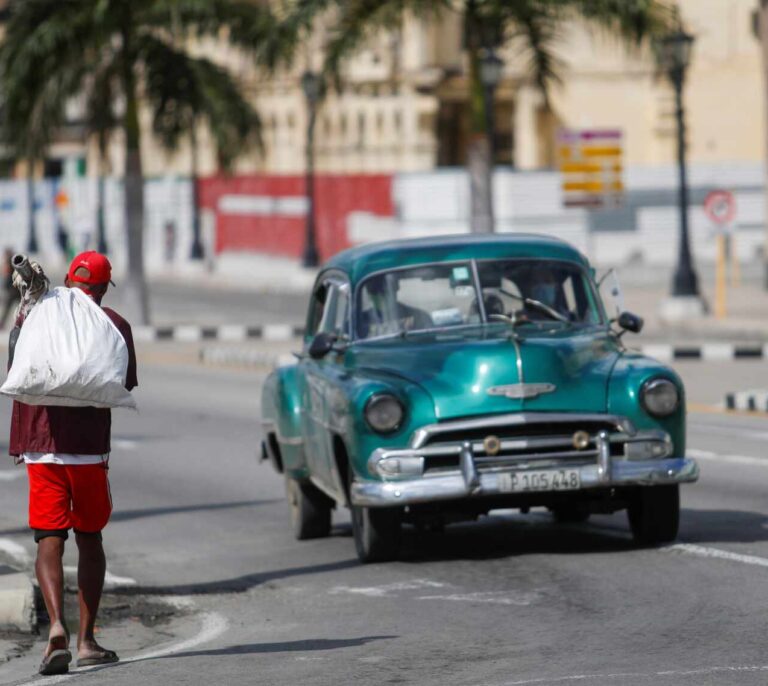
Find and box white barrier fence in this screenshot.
[0,162,763,274]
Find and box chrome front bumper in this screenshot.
[350,413,699,507]
[351,456,698,507]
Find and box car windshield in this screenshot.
[476,259,603,327]
[355,259,603,340]
[356,263,481,339]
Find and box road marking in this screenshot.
[688,447,767,467]
[663,543,768,569]
[0,538,31,566]
[0,468,24,481]
[418,591,540,606]
[13,611,229,685]
[124,611,228,663]
[689,423,768,441]
[329,579,446,598]
[500,664,768,685]
[112,439,138,451]
[579,522,768,572]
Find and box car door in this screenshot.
[298,274,351,494]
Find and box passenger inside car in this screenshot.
[357,273,433,338]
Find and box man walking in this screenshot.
[9,252,138,675]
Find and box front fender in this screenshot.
[607,352,686,455]
[340,369,437,480]
[261,364,307,478]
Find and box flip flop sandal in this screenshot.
[38,649,72,675]
[76,649,119,668]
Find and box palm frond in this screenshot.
[138,0,292,69]
[503,1,564,102]
[547,0,676,44]
[139,34,261,170]
[305,0,451,86]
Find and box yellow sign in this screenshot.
[558,129,624,209]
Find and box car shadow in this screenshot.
[677,507,768,545]
[156,635,398,660]
[397,512,636,563]
[382,506,768,563]
[110,557,361,597]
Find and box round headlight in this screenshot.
[365,394,404,433]
[641,378,680,417]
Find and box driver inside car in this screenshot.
[524,266,573,320]
[358,274,433,338]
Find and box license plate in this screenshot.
[498,469,581,493]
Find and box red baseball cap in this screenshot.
[67,251,115,288]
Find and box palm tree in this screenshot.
[289,0,675,233]
[0,0,281,324]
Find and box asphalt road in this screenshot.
[1,358,768,685]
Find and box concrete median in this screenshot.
[0,567,35,632]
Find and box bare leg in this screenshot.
[75,531,112,660]
[35,536,69,657]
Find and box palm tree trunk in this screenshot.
[465,0,494,234]
[761,0,768,288]
[120,31,149,324]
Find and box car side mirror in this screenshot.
[617,311,644,334]
[308,332,338,359]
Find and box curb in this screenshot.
[634,343,767,361]
[725,390,768,412]
[0,567,35,632]
[134,324,305,343]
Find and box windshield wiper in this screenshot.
[498,288,570,324]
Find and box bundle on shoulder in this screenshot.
[1,287,136,409]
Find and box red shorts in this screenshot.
[27,463,112,537]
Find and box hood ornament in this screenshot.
[487,383,556,400]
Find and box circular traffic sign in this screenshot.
[704,190,736,225]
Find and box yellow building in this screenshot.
[11,0,766,179]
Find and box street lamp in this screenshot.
[478,49,503,234]
[655,28,700,300]
[301,70,321,268]
[479,48,503,160]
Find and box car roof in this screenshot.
[323,233,590,284]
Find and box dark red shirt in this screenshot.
[9,307,138,456]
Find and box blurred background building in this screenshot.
[0,0,764,273]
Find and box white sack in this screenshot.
[0,287,136,409]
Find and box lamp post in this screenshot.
[301,70,321,268]
[479,48,503,165]
[478,48,503,234]
[189,125,204,260]
[26,160,38,253]
[96,174,108,254]
[655,28,700,300]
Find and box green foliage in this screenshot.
[0,0,278,168]
[288,0,676,102]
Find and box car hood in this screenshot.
[348,328,620,420]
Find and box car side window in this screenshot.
[317,282,350,337]
[306,283,328,338]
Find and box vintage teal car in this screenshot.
[261,234,699,562]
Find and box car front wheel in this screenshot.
[627,484,680,546]
[348,472,401,563]
[286,477,332,540]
